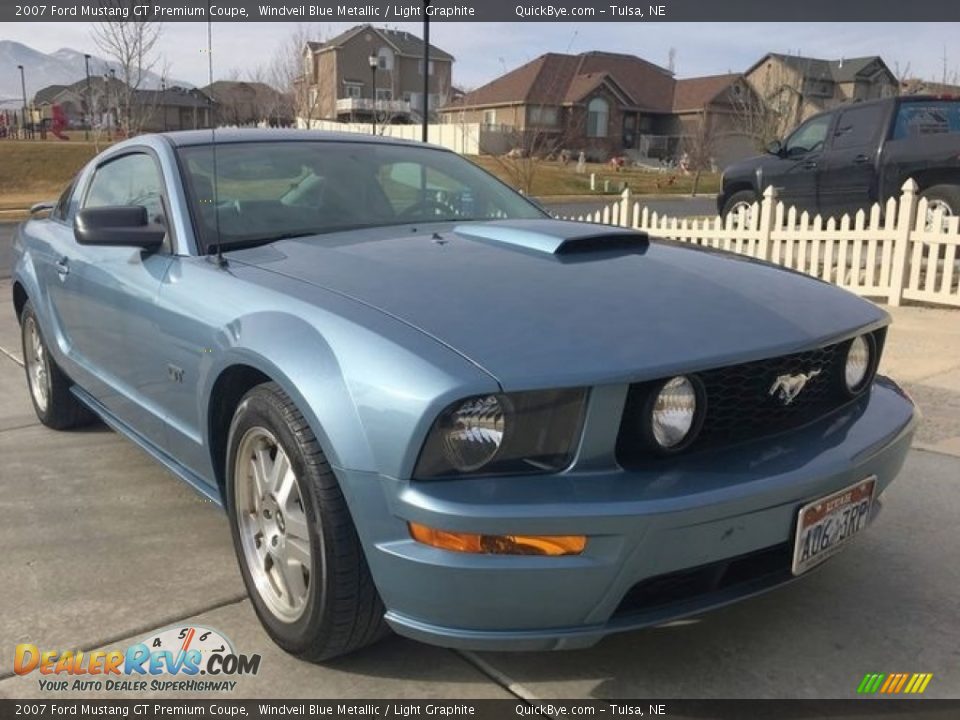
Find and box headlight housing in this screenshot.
[414,389,588,479]
[843,333,877,394]
[640,375,706,454]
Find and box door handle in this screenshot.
[55,257,70,278]
[853,154,870,164]
[803,160,818,170]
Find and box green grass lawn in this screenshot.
[0,138,720,211]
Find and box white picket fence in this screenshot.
[560,179,960,308]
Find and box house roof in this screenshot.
[450,51,677,113]
[135,86,211,108]
[672,73,742,112]
[308,24,453,61]
[749,53,893,84]
[201,80,286,103]
[446,52,742,116]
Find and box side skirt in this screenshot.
[70,386,224,508]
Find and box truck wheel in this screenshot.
[920,185,960,229]
[721,190,759,225]
[225,382,389,661]
[20,300,94,430]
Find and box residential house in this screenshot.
[744,53,898,131]
[33,77,212,132]
[202,80,293,127]
[299,24,454,124]
[439,51,760,164]
[136,86,213,132]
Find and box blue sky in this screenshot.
[5,21,960,88]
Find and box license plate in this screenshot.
[792,477,876,576]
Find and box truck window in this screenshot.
[893,101,960,139]
[785,114,832,156]
[831,104,885,149]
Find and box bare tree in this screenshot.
[679,111,718,196]
[91,7,163,136]
[269,23,326,126]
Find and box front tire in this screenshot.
[20,300,93,430]
[225,382,388,661]
[720,189,759,224]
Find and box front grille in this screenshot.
[616,330,884,466]
[612,543,792,618]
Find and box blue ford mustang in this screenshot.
[12,130,916,660]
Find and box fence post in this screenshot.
[620,187,633,228]
[888,179,919,307]
[756,185,777,261]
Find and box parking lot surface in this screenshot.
[0,276,958,700]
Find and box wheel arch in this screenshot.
[12,280,28,323]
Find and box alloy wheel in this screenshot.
[24,316,50,414]
[234,426,313,623]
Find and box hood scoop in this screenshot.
[454,219,648,256]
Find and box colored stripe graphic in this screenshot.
[858,673,933,694]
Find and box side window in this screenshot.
[84,153,166,224]
[50,177,77,223]
[831,104,885,150]
[784,114,832,156]
[892,101,960,139]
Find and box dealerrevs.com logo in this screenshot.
[14,625,261,693]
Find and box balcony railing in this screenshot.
[336,98,411,114]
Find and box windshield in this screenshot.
[177,140,546,251]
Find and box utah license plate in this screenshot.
[792,477,876,576]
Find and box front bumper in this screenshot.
[337,377,916,651]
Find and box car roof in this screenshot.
[159,127,444,150]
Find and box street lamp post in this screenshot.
[160,78,167,131]
[368,53,378,135]
[422,1,430,142]
[108,68,116,137]
[16,64,27,138]
[84,54,91,140]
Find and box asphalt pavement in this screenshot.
[0,222,14,280]
[0,278,958,700]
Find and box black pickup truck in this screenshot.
[718,95,960,221]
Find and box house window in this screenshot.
[402,92,412,103]
[587,97,609,138]
[418,60,435,76]
[529,106,558,126]
[483,109,497,126]
[308,88,318,109]
[376,88,393,101]
[377,47,393,71]
[304,53,312,79]
[345,84,362,99]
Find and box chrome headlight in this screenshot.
[649,376,703,450]
[415,389,587,478]
[844,334,876,394]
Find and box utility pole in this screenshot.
[17,64,27,138]
[84,54,91,140]
[422,0,430,142]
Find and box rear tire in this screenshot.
[225,382,389,662]
[920,184,960,227]
[20,300,94,430]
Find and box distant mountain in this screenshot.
[0,40,191,108]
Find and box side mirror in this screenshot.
[765,140,784,156]
[74,206,165,250]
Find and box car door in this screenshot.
[65,150,176,447]
[770,112,835,214]
[817,103,887,219]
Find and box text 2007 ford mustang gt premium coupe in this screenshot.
[12,131,916,660]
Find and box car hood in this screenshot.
[228,220,887,389]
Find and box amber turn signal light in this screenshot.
[408,522,586,556]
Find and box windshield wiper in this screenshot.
[207,231,317,254]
